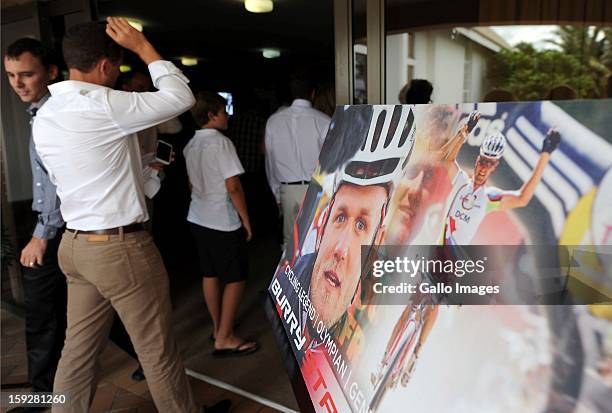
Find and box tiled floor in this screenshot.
[0,309,274,413]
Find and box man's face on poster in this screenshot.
[386,163,449,245]
[310,183,387,329]
[474,155,499,187]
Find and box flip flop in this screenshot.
[212,341,259,357]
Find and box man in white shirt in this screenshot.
[32,18,221,413]
[265,71,331,249]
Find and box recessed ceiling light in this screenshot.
[245,0,273,13]
[181,57,198,66]
[262,48,281,59]
[127,19,143,32]
[119,64,132,73]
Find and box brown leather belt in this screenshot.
[66,223,144,235]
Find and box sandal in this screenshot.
[212,341,259,357]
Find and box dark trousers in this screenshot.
[22,233,67,392]
[22,231,138,393]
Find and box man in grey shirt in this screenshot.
[4,38,66,410]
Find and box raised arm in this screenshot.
[499,129,560,209]
[105,17,195,134]
[439,111,480,163]
[438,111,480,179]
[106,17,161,64]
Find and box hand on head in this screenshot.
[105,17,146,54]
[105,17,161,64]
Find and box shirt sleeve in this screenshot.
[218,138,245,180]
[106,61,195,136]
[264,121,281,203]
[30,141,64,239]
[32,190,64,239]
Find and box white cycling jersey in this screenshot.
[441,169,504,245]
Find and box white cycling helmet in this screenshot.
[480,132,506,159]
[337,105,416,191]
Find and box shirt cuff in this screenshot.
[33,222,57,240]
[148,60,190,88]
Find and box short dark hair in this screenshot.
[192,91,227,125]
[63,22,122,72]
[399,79,433,104]
[290,70,315,100]
[5,37,56,68]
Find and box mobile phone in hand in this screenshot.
[155,140,173,165]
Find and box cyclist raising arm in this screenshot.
[441,126,561,245]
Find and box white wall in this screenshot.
[385,29,496,105]
[431,31,466,104]
[385,33,409,104]
[413,31,432,84]
[470,44,489,102]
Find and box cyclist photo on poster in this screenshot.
[269,100,612,413]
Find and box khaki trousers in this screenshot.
[280,183,308,248]
[53,230,197,413]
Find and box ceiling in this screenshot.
[95,0,334,62]
[92,0,335,93]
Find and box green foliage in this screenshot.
[552,26,611,96]
[488,25,612,100]
[487,42,599,100]
[601,28,612,71]
[548,26,605,62]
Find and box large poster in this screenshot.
[268,100,612,412]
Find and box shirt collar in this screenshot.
[27,92,50,116]
[48,80,110,96]
[291,99,312,108]
[194,128,220,137]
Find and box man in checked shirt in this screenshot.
[4,38,65,410]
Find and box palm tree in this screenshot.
[548,26,610,97]
[549,26,604,60]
